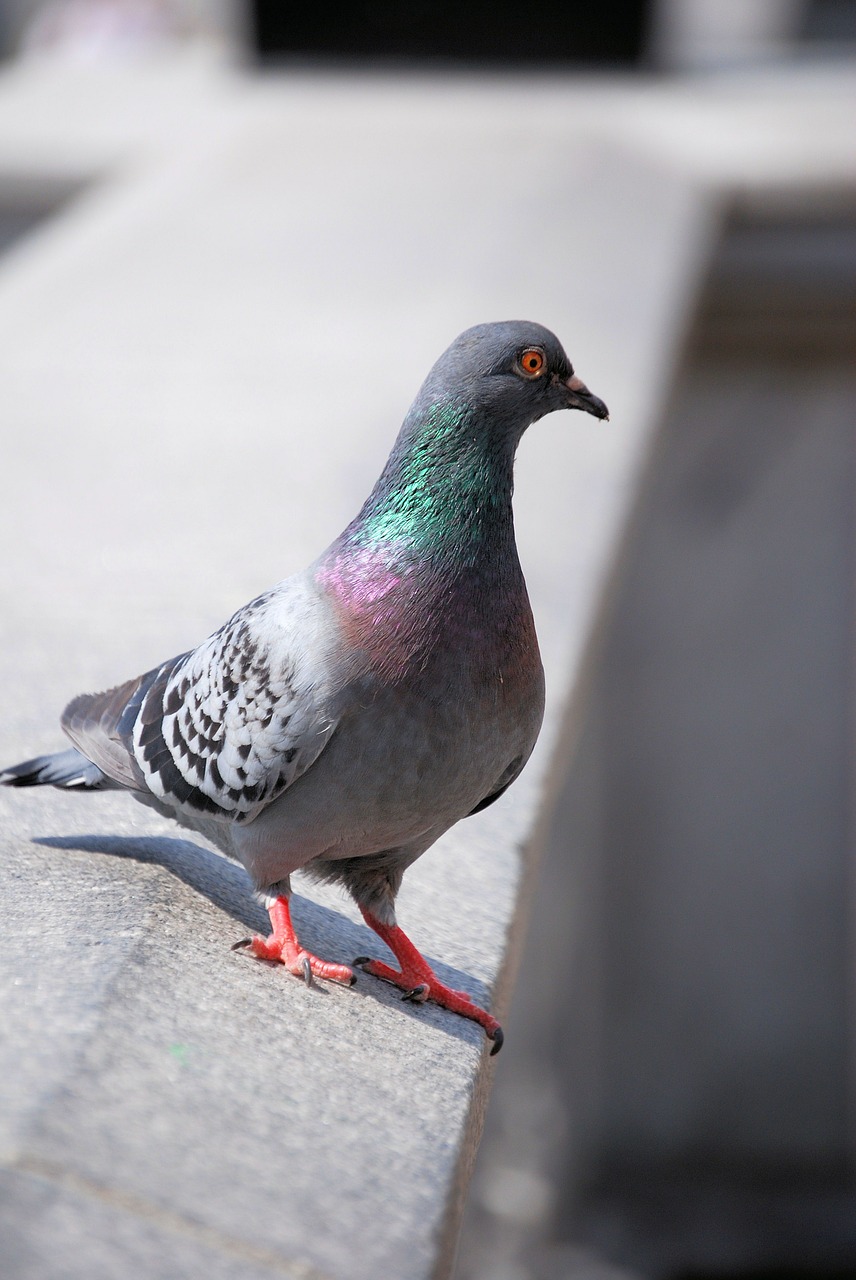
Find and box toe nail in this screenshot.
[231,938,252,951]
[489,1027,505,1055]
[300,956,314,987]
[402,983,429,1004]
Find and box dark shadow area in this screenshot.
[34,832,492,1050]
[0,174,92,257]
[676,1271,856,1280]
[35,832,269,932]
[801,0,856,43]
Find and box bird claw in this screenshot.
[299,955,314,987]
[351,942,501,1047]
[231,938,252,951]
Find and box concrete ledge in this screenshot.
[0,61,716,1278]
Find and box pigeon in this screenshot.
[2,321,607,1053]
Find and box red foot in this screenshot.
[356,909,504,1054]
[235,896,355,986]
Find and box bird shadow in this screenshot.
[33,832,492,1054]
[35,832,268,932]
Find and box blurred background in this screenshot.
[458,197,856,1278]
[0,0,854,65]
[0,2,854,1279]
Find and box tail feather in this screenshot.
[2,657,187,800]
[61,658,185,794]
[0,748,114,791]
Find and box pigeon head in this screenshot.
[412,320,609,438]
[338,321,608,568]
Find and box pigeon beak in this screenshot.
[560,372,609,421]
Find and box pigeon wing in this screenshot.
[62,582,339,823]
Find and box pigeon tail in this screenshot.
[61,664,174,794]
[0,748,114,790]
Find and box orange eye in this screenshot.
[517,348,546,378]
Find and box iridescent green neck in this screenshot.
[346,397,516,561]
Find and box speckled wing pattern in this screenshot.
[61,581,340,825]
[130,585,339,823]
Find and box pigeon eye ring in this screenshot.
[515,348,546,378]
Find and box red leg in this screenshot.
[233,896,355,986]
[355,909,504,1053]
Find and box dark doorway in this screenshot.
[250,0,651,67]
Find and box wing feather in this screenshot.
[64,578,341,824]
